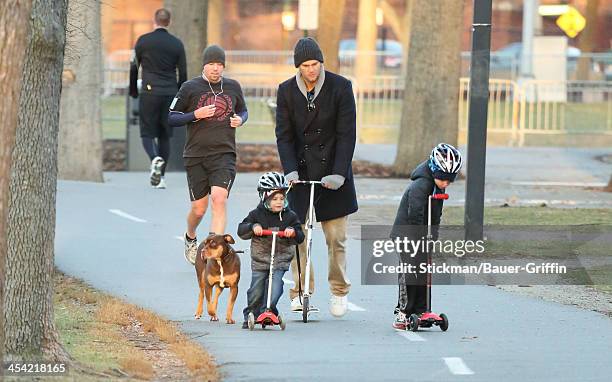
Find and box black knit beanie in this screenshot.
[293,37,324,67]
[202,45,225,66]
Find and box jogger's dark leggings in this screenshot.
[141,137,170,176]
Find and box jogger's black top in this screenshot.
[129,28,187,97]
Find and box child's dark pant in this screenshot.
[243,269,285,320]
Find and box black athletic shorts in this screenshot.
[185,153,236,201]
[139,94,174,138]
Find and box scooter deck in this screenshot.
[291,307,320,315]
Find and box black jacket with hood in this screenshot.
[237,203,305,272]
[390,160,446,240]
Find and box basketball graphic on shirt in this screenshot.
[197,93,233,121]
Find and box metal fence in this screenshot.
[103,49,612,95]
[517,80,612,146]
[102,50,612,146]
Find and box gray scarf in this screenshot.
[295,65,326,101]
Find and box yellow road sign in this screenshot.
[556,6,586,38]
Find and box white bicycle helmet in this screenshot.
[257,172,289,209]
[429,143,463,181]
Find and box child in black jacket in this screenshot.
[238,172,304,328]
[390,143,463,330]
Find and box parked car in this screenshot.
[338,38,403,68]
[489,42,581,77]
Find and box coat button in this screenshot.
[304,144,310,151]
[316,129,322,134]
[300,158,306,165]
[319,144,325,150]
[321,158,326,163]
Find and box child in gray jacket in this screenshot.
[238,172,304,329]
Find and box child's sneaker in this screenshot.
[241,321,249,329]
[392,311,407,330]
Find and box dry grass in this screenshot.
[153,320,181,344]
[96,298,131,326]
[170,340,220,381]
[54,271,219,381]
[119,355,154,380]
[95,298,218,380]
[130,307,219,380]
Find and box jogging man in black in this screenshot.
[129,8,186,189]
[168,45,248,265]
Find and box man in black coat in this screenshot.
[275,37,358,318]
[129,8,186,189]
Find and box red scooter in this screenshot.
[408,192,449,332]
[247,229,287,331]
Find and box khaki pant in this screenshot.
[289,214,351,299]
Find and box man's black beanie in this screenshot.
[202,44,225,66]
[293,37,324,68]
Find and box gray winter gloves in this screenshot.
[284,172,345,190]
[285,171,299,183]
[321,174,345,190]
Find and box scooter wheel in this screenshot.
[409,314,420,332]
[279,314,286,331]
[247,312,255,331]
[439,313,449,332]
[302,296,309,323]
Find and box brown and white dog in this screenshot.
[194,234,241,323]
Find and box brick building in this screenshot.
[102,0,612,56]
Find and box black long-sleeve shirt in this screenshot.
[129,28,186,97]
[168,76,248,161]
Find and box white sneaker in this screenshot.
[290,297,302,311]
[290,296,319,313]
[150,156,165,186]
[329,295,348,317]
[184,234,197,265]
[153,177,166,189]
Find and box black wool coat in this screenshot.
[275,71,358,222]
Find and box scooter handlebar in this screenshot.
[260,230,287,238]
[292,180,323,185]
[431,193,449,200]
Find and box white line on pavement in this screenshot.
[174,236,184,242]
[282,277,295,285]
[347,302,366,311]
[510,181,606,187]
[443,357,474,375]
[396,331,426,342]
[109,209,147,223]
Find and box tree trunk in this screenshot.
[207,0,222,45]
[165,0,208,79]
[318,0,346,73]
[380,0,414,76]
[355,0,378,83]
[576,0,599,80]
[0,0,34,362]
[604,174,612,193]
[5,0,70,362]
[393,0,464,176]
[58,0,103,182]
